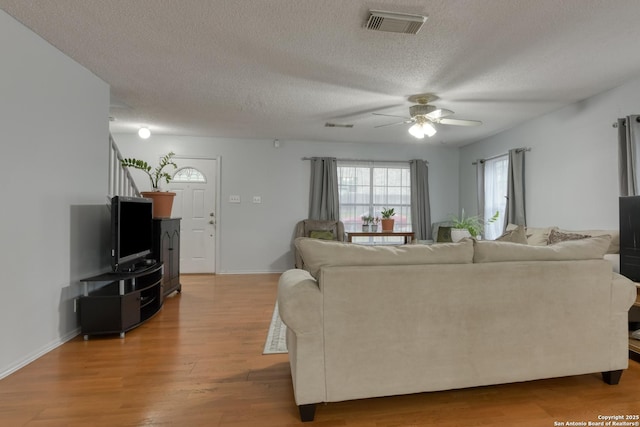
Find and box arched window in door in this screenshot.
[172,167,207,183]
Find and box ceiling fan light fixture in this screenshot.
[408,123,425,139]
[409,119,437,139]
[422,121,437,137]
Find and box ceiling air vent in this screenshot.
[365,10,427,35]
[325,122,354,128]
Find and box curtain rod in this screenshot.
[301,157,428,164]
[471,147,531,165]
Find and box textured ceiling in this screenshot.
[3,0,640,146]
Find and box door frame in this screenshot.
[173,154,222,274]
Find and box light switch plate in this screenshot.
[252,196,262,204]
[229,195,241,203]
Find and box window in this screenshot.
[172,167,206,183]
[483,155,508,240]
[337,161,411,233]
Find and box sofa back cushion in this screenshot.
[505,224,619,253]
[473,235,611,263]
[295,238,474,279]
[558,228,619,254]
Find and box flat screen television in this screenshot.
[111,196,153,272]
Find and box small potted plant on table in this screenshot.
[361,215,374,231]
[380,207,395,231]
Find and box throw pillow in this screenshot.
[547,229,591,245]
[436,226,452,243]
[496,225,527,244]
[506,224,558,245]
[309,230,335,240]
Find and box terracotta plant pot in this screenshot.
[141,191,176,218]
[381,218,395,232]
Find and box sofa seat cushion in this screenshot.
[295,237,474,279]
[473,235,611,263]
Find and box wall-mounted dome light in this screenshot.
[138,127,151,139]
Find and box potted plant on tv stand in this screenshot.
[380,207,395,232]
[121,152,177,218]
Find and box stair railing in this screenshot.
[108,133,141,200]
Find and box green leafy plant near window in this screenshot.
[450,209,499,238]
[361,215,374,225]
[380,207,396,219]
[121,152,177,190]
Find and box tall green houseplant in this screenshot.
[121,152,178,218]
[121,151,177,191]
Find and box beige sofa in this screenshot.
[278,236,636,421]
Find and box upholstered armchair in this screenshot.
[294,219,345,268]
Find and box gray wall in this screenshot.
[0,11,109,378]
[114,135,460,273]
[459,75,640,230]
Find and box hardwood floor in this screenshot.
[1,273,639,426]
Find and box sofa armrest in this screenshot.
[277,269,322,335]
[611,272,637,311]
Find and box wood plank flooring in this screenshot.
[0,273,639,426]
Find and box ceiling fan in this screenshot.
[373,94,482,139]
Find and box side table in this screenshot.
[347,231,415,244]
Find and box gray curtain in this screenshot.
[505,148,526,227]
[309,157,339,220]
[410,160,431,240]
[476,159,485,222]
[618,115,640,196]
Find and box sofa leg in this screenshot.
[299,404,316,422]
[602,370,623,385]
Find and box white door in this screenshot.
[167,158,217,273]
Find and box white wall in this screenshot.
[459,74,640,230]
[114,134,460,273]
[0,11,109,378]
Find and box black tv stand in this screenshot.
[79,263,163,339]
[116,261,157,274]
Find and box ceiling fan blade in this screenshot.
[330,103,404,120]
[426,108,454,120]
[374,120,413,128]
[437,118,482,126]
[372,112,411,119]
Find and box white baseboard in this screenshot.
[0,328,80,380]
